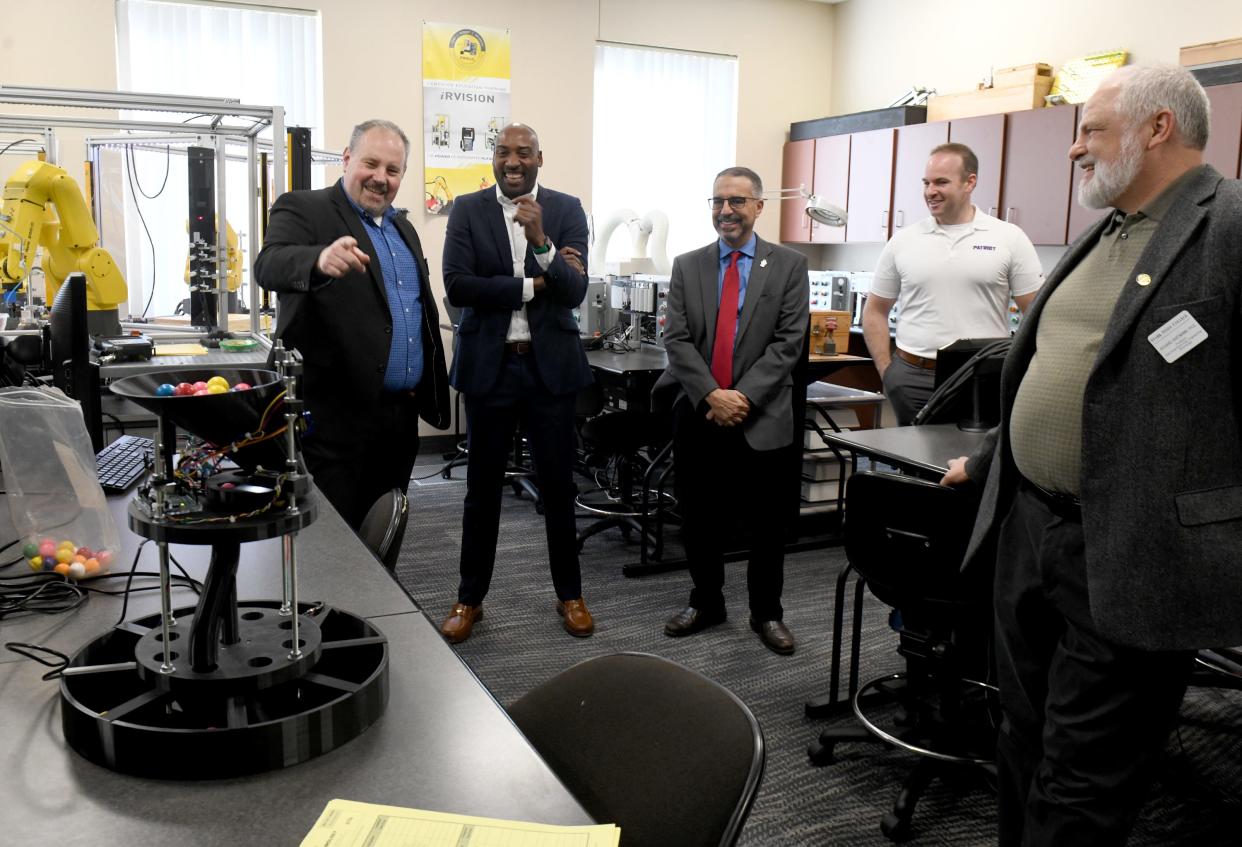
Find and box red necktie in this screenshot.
[711,250,742,389]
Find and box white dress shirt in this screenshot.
[495,183,555,342]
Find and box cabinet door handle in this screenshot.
[1005,207,1015,223]
[895,210,904,228]
[881,210,889,230]
[989,206,999,217]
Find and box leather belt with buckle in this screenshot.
[895,348,937,370]
[505,341,532,355]
[1023,478,1082,521]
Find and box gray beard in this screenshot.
[1078,132,1143,209]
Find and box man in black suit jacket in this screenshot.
[254,119,449,530]
[437,124,595,644]
[943,65,1242,845]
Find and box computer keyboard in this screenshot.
[95,434,155,492]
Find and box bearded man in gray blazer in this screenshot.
[656,166,809,655]
[942,65,1242,845]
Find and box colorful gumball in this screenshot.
[232,382,251,391]
[208,383,228,394]
[84,558,100,575]
[156,383,176,397]
[98,550,114,569]
[193,388,211,396]
[68,562,86,579]
[38,541,55,559]
[22,542,38,559]
[58,539,76,551]
[207,375,229,389]
[55,548,74,564]
[28,556,42,572]
[192,381,209,392]
[77,546,93,560]
[53,562,71,576]
[175,382,194,396]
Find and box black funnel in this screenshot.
[109,368,291,471]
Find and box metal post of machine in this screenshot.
[156,542,176,674]
[214,135,229,331]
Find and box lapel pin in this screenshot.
[1136,273,1151,286]
[759,258,768,268]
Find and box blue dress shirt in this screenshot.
[343,181,424,391]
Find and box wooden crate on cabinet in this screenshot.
[927,65,1054,122]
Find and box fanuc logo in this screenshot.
[449,29,486,69]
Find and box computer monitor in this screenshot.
[49,272,104,451]
[918,337,1010,431]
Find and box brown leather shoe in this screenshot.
[440,602,482,644]
[664,605,726,637]
[557,598,595,637]
[749,617,795,655]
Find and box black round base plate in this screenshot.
[132,603,323,696]
[60,603,388,779]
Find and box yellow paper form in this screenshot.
[300,799,620,847]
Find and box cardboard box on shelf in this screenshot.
[927,77,1054,121]
[1180,38,1242,67]
[993,62,1053,88]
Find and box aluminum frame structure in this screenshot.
[0,84,286,338]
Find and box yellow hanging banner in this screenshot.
[422,22,511,216]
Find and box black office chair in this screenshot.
[358,488,409,571]
[508,652,764,847]
[574,408,675,555]
[808,471,995,842]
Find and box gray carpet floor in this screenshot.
[393,455,1241,846]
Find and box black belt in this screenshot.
[378,389,418,405]
[1023,478,1082,521]
[505,341,532,355]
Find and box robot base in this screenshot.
[59,602,387,779]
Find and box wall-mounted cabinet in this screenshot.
[810,135,850,244]
[890,121,948,234]
[1000,105,1077,245]
[782,87,1241,249]
[780,139,815,243]
[1204,82,1242,179]
[845,127,895,243]
[780,136,851,244]
[948,113,1005,217]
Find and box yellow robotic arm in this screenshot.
[0,160,127,311]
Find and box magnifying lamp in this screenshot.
[769,185,848,227]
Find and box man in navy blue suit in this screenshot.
[438,124,595,644]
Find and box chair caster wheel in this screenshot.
[807,740,835,765]
[880,811,911,842]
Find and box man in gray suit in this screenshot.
[943,64,1242,845]
[657,166,809,654]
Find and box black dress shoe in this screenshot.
[749,617,795,655]
[664,606,726,637]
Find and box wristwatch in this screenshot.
[531,238,552,254]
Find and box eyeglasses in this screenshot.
[707,196,759,210]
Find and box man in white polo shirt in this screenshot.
[863,143,1043,425]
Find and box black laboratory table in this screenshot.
[820,422,987,480]
[0,490,591,846]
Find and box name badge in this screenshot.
[1148,310,1208,363]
